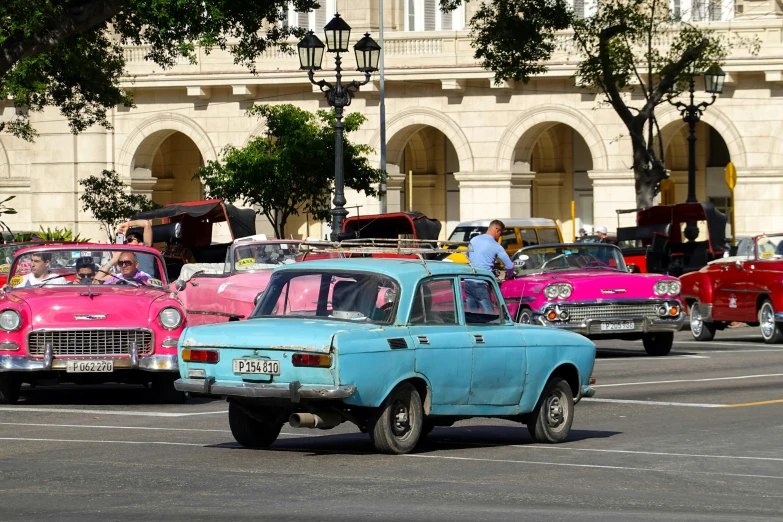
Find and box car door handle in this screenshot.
[474,335,485,344]
[417,336,430,345]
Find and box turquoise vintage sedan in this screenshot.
[174,258,596,454]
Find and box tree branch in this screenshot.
[0,0,124,77]
[598,25,635,127]
[645,37,709,117]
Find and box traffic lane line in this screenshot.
[0,406,229,417]
[0,421,320,437]
[592,373,783,388]
[583,398,726,408]
[1,436,781,482]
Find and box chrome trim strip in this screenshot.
[174,378,357,400]
[186,310,245,319]
[0,354,177,372]
[536,298,678,312]
[26,328,155,357]
[531,313,685,335]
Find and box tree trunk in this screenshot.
[630,129,667,210]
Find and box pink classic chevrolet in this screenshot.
[501,243,684,356]
[0,244,187,403]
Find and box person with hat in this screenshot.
[596,226,609,243]
[578,227,587,238]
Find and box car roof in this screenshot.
[454,218,557,228]
[275,257,495,279]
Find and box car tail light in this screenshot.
[182,349,219,363]
[292,353,332,367]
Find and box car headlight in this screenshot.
[668,280,681,296]
[544,285,559,299]
[558,284,573,299]
[0,309,21,332]
[654,281,668,296]
[158,307,183,330]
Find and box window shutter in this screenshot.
[441,9,452,30]
[297,11,308,28]
[573,0,585,19]
[424,0,436,31]
[709,0,721,20]
[315,6,326,28]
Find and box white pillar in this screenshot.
[734,168,783,236]
[454,170,535,221]
[587,169,637,233]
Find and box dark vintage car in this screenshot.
[680,233,783,343]
[617,203,729,276]
[131,200,257,280]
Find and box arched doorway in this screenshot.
[386,125,461,238]
[513,123,595,240]
[134,130,205,206]
[661,121,732,237]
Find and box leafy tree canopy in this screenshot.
[197,103,383,238]
[78,168,159,241]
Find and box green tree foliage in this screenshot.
[14,226,90,242]
[0,196,18,237]
[468,0,755,208]
[79,169,159,242]
[0,0,318,140]
[197,104,384,239]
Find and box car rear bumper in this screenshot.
[0,354,178,372]
[535,313,686,336]
[174,378,356,401]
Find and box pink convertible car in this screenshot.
[175,237,301,326]
[501,243,684,356]
[0,244,187,403]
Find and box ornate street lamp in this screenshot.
[298,14,381,240]
[668,66,726,205]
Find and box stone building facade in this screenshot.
[2,0,783,242]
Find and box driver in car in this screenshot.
[104,252,151,285]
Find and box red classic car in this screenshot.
[680,233,783,343]
[176,236,301,326]
[0,244,187,403]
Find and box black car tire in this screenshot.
[642,332,674,356]
[151,375,187,404]
[527,377,574,443]
[0,375,20,404]
[758,300,783,344]
[517,307,534,325]
[369,382,423,454]
[228,402,283,448]
[690,302,717,341]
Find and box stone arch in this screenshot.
[243,121,269,147]
[369,107,474,172]
[496,105,608,172]
[117,113,217,178]
[655,106,746,168]
[767,120,783,168]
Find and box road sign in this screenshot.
[725,162,737,191]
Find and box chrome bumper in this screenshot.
[535,313,686,335]
[174,378,357,401]
[0,354,178,372]
[580,385,595,398]
[775,312,783,322]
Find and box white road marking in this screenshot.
[3,436,781,481]
[592,373,783,388]
[403,454,783,481]
[583,398,725,408]
[685,348,783,354]
[676,341,767,347]
[596,355,709,363]
[0,421,317,437]
[518,445,783,463]
[0,407,228,417]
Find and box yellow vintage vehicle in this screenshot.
[445,218,563,263]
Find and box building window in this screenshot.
[284,0,335,31]
[405,0,465,31]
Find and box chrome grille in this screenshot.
[27,330,154,357]
[563,303,663,322]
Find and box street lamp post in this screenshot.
[668,66,727,204]
[297,14,381,241]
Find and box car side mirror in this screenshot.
[627,264,640,273]
[735,260,744,270]
[175,280,186,293]
[254,291,264,306]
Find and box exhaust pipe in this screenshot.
[289,412,343,429]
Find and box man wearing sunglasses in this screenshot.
[73,257,98,285]
[104,252,151,285]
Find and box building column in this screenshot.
[384,164,407,213]
[129,167,158,200]
[453,170,535,221]
[734,168,783,236]
[588,169,637,232]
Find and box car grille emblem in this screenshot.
[74,314,107,320]
[600,289,626,294]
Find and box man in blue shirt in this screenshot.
[465,220,515,312]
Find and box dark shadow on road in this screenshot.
[16,384,221,406]
[206,426,621,456]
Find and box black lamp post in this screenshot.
[668,66,726,204]
[297,14,381,241]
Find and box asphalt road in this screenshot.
[0,327,781,521]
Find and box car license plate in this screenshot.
[600,321,636,331]
[66,360,113,373]
[233,359,280,375]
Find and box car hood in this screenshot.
[5,285,169,327]
[504,270,676,301]
[180,317,380,353]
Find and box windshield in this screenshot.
[0,243,33,271]
[252,270,399,324]
[755,235,783,259]
[8,248,166,289]
[448,226,488,242]
[511,244,627,275]
[231,242,299,272]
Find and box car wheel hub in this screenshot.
[691,307,702,335]
[761,306,775,338]
[392,399,410,436]
[546,394,565,428]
